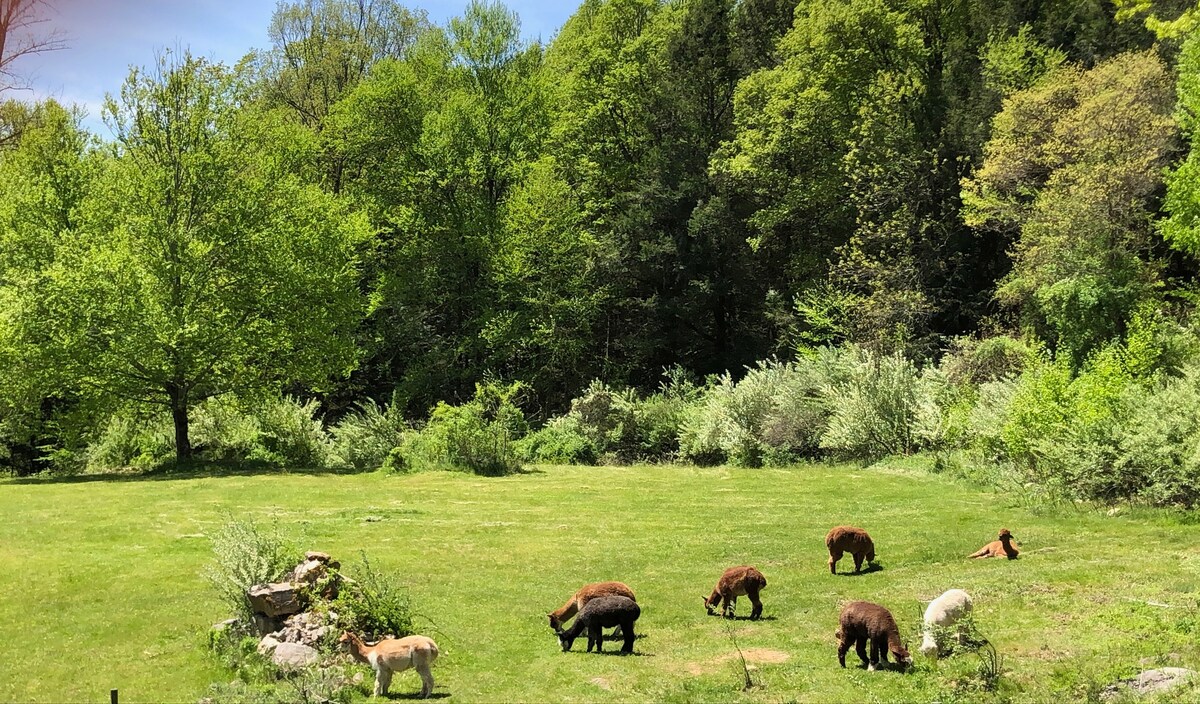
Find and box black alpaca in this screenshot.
[557,595,640,654]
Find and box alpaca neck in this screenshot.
[887,631,905,655]
[706,588,722,607]
[346,635,373,664]
[919,630,936,653]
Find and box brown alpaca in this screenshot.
[338,631,439,698]
[548,581,637,631]
[969,528,1020,559]
[836,601,912,672]
[703,565,767,620]
[826,525,875,574]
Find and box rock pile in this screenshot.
[242,551,344,670]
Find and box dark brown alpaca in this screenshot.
[836,601,912,672]
[826,525,875,574]
[703,565,767,620]
[548,581,636,631]
[969,528,1020,559]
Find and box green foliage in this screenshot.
[205,518,299,624]
[514,416,598,465]
[328,399,409,471]
[391,381,525,475]
[330,552,415,640]
[820,349,936,460]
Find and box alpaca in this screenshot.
[836,601,912,672]
[703,565,767,620]
[919,589,973,658]
[557,595,640,654]
[969,528,1019,559]
[339,631,439,698]
[548,581,637,631]
[826,525,875,574]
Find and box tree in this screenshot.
[1,53,370,461]
[1,0,64,148]
[963,52,1176,363]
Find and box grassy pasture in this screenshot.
[2,462,1199,702]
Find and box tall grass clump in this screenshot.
[332,552,415,640]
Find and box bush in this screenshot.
[85,410,174,471]
[515,416,598,465]
[330,552,415,640]
[941,336,1037,386]
[390,381,525,476]
[820,348,929,460]
[253,396,333,468]
[205,517,299,624]
[1107,366,1200,506]
[329,399,409,470]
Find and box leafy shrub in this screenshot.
[330,552,415,640]
[820,349,929,460]
[329,399,409,470]
[1108,367,1200,506]
[253,396,333,468]
[390,381,525,476]
[84,410,174,471]
[515,416,598,465]
[941,336,1037,386]
[205,517,299,624]
[567,380,641,462]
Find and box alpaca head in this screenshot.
[557,628,577,652]
[998,528,1014,542]
[548,613,561,630]
[703,595,716,615]
[918,632,938,658]
[336,631,355,652]
[867,548,876,563]
[892,643,913,669]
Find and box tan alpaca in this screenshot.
[339,631,439,698]
[826,526,875,574]
[548,581,636,631]
[703,565,767,619]
[969,528,1019,559]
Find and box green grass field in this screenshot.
[2,462,1199,703]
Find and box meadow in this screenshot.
[2,461,1199,703]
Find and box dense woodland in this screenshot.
[5,0,1200,505]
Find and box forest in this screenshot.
[4,0,1200,506]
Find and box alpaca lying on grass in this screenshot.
[826,525,875,574]
[557,595,640,654]
[919,589,973,658]
[970,528,1019,559]
[703,565,767,620]
[338,631,439,698]
[548,581,637,631]
[836,601,912,672]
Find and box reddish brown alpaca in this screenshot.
[969,528,1020,559]
[836,601,912,672]
[826,526,875,574]
[548,581,637,631]
[703,565,767,620]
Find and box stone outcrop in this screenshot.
[247,582,304,618]
[1101,668,1196,700]
[271,642,320,670]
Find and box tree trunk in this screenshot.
[167,385,192,461]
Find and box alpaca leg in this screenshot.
[853,552,864,572]
[748,589,763,620]
[374,668,393,697]
[590,624,603,653]
[867,639,879,671]
[877,637,890,663]
[621,622,635,654]
[837,633,851,668]
[856,637,870,669]
[725,596,736,618]
[418,662,434,698]
[829,549,842,574]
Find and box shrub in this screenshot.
[941,336,1037,386]
[390,381,525,476]
[191,396,264,461]
[1110,367,1200,507]
[567,380,641,462]
[329,400,409,470]
[820,349,927,460]
[84,410,174,471]
[205,518,299,624]
[515,416,598,465]
[330,552,415,640]
[254,396,333,468]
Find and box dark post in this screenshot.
[110,689,118,704]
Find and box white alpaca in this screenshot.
[339,631,439,698]
[919,589,973,658]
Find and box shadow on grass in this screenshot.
[386,692,451,700]
[5,460,544,485]
[3,459,376,485]
[599,632,649,641]
[836,563,884,577]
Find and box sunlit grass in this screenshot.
[2,462,1198,702]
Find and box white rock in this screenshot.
[271,642,320,670]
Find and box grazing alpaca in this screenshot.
[703,565,767,620]
[969,528,1020,559]
[919,589,973,658]
[339,631,439,698]
[836,601,912,672]
[557,595,640,654]
[548,581,637,631]
[826,525,876,574]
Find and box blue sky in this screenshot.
[12,0,574,135]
